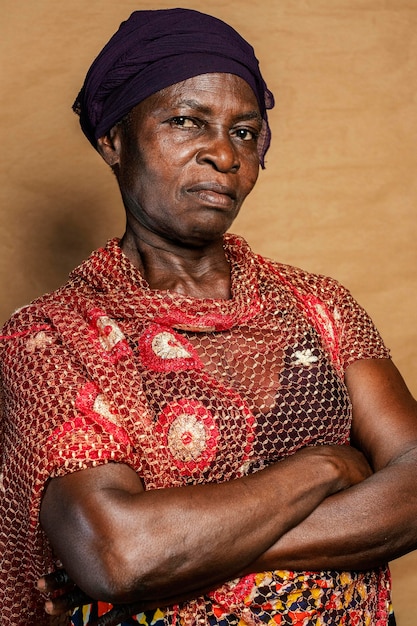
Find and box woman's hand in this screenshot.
[37,569,210,626]
[37,569,93,617]
[37,570,148,624]
[295,442,373,490]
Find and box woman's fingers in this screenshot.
[37,569,93,616]
[44,587,94,616]
[37,570,144,622]
[37,569,72,593]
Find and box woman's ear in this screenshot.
[96,126,122,168]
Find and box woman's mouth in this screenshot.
[187,182,236,208]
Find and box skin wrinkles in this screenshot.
[96,73,263,298]
[96,75,260,294]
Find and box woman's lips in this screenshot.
[187,182,236,208]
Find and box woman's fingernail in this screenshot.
[44,600,53,615]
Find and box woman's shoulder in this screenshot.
[0,281,82,345]
[256,253,346,302]
[0,241,114,341]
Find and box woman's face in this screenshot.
[103,73,262,248]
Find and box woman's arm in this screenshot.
[39,357,417,619]
[244,357,417,573]
[40,442,368,605]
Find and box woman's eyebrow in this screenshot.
[167,99,263,123]
[234,111,263,125]
[174,99,211,112]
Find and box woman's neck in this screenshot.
[120,227,232,299]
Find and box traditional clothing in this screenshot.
[0,235,394,624]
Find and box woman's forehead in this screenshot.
[148,74,261,115]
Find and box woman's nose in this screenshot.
[196,127,240,173]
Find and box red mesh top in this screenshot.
[0,234,391,624]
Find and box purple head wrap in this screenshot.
[73,8,274,167]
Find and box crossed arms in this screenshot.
[39,358,417,619]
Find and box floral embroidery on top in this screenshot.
[258,256,342,374]
[46,382,133,473]
[88,307,132,363]
[296,294,339,370]
[26,330,55,352]
[139,324,203,372]
[152,331,191,359]
[154,399,219,474]
[292,348,319,366]
[75,381,131,446]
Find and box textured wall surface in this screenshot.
[2,1,417,622]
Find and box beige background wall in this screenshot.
[2,1,417,622]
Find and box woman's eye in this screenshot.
[233,128,258,141]
[170,116,198,128]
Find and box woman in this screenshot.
[1,8,417,626]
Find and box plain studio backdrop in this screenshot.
[1,2,417,623]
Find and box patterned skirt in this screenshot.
[70,568,396,625]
